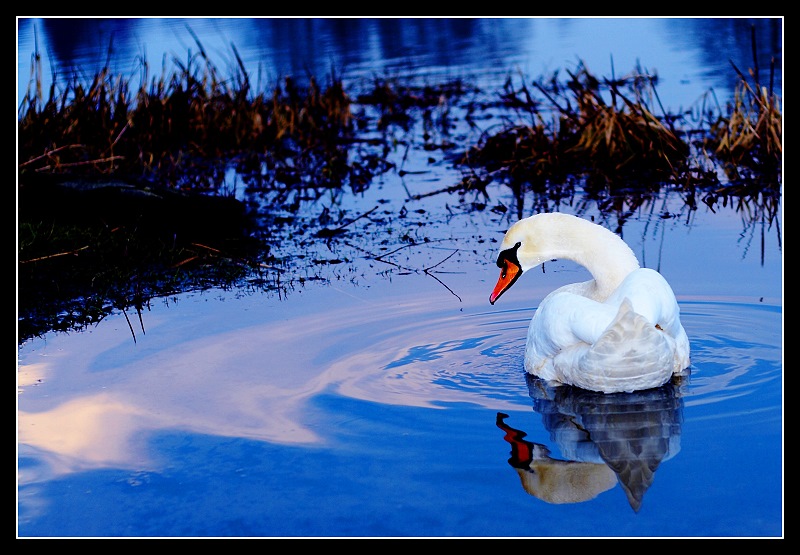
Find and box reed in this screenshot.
[704,60,782,184]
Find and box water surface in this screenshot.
[17,17,783,538]
[18,189,783,537]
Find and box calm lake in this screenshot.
[17,17,783,538]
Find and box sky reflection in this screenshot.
[18,282,530,481]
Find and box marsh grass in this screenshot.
[17,36,781,343]
[707,61,782,179]
[18,45,358,181]
[460,59,781,197]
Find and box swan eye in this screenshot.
[496,242,522,272]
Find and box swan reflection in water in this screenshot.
[497,374,686,512]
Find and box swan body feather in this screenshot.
[490,213,690,393]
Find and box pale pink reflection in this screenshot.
[20,393,154,475]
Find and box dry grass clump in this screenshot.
[461,64,691,191]
[455,18,782,199]
[460,57,781,202]
[566,68,688,178]
[704,61,781,183]
[18,44,358,186]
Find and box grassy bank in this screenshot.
[17,39,782,343]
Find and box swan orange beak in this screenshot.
[490,259,522,305]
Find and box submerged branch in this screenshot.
[316,206,379,238]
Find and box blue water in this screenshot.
[17,286,783,537]
[17,17,783,538]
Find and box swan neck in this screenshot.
[538,217,640,299]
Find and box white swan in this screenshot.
[489,213,690,393]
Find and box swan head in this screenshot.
[489,240,525,305]
[489,216,555,305]
[489,213,641,305]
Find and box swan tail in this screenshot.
[555,298,675,393]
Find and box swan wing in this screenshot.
[524,270,690,393]
[608,268,691,373]
[554,299,676,393]
[606,268,683,334]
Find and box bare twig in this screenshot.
[424,250,462,302]
[316,205,379,237]
[411,183,468,200]
[105,122,130,154]
[18,144,85,168]
[189,242,285,272]
[121,307,137,344]
[19,245,90,264]
[345,238,463,302]
[424,270,462,302]
[36,155,126,170]
[424,249,459,271]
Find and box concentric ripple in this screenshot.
[325,297,782,414]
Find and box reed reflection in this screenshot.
[497,374,686,512]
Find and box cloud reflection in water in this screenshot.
[17,286,530,482]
